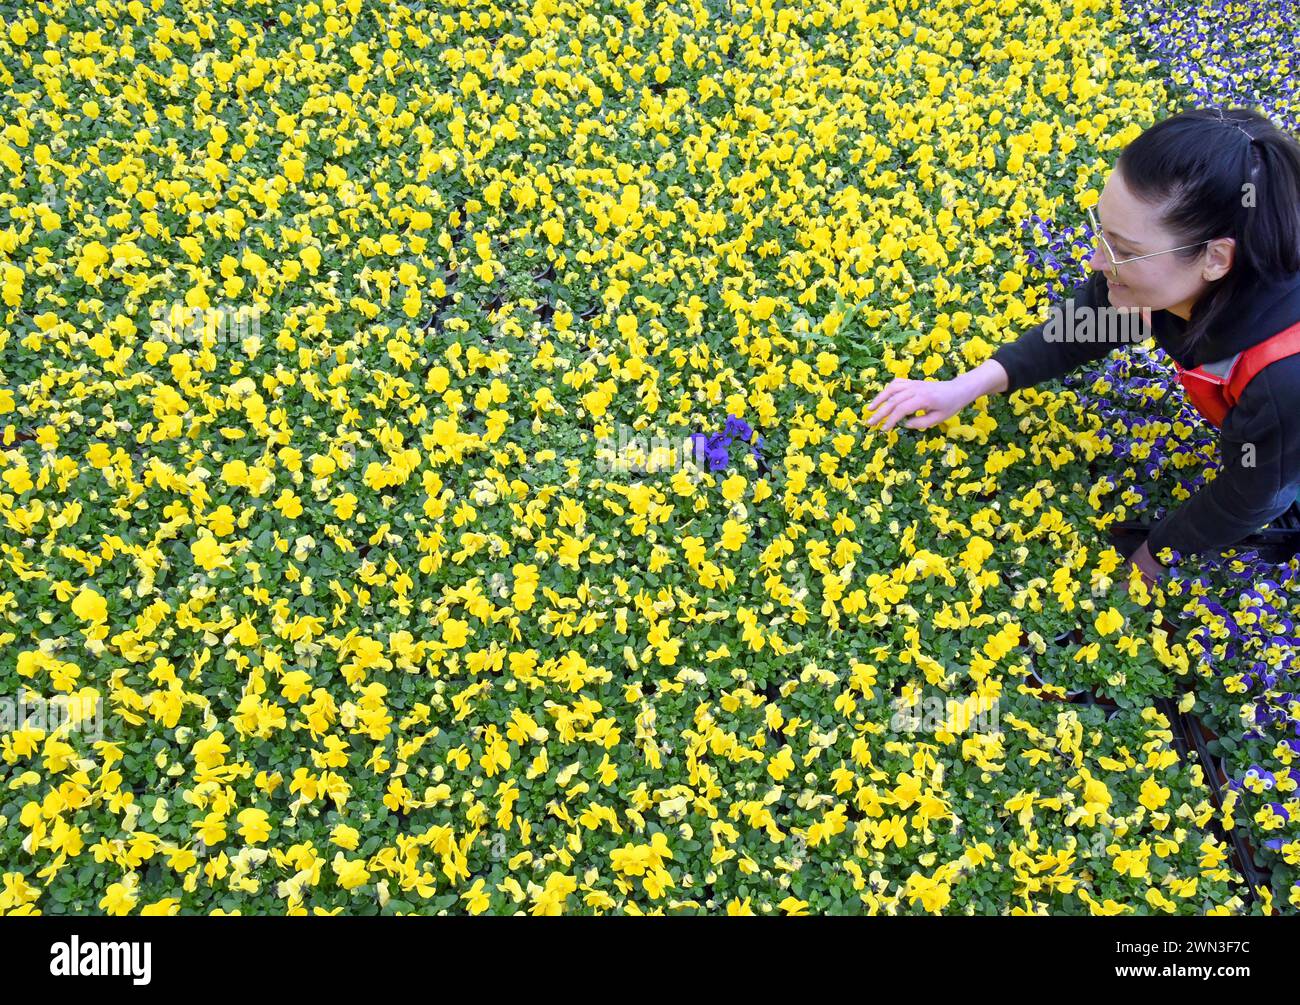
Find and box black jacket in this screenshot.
[990,268,1300,563]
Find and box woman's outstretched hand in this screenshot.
[866,360,1010,432]
[866,377,973,431]
[1120,539,1165,595]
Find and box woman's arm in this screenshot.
[868,272,1135,431]
[990,271,1137,393]
[867,359,1007,431]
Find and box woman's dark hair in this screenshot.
[1116,106,1300,352]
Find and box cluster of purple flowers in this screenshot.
[1128,0,1300,137]
[1069,344,1219,493]
[690,414,767,473]
[1184,568,1300,740]
[1020,215,1096,302]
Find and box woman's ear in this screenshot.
[1202,236,1235,281]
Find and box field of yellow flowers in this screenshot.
[1,0,1298,915]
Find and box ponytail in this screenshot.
[1116,106,1300,353]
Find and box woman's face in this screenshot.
[1088,168,1233,319]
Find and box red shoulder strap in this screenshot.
[1225,319,1300,406]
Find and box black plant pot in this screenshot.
[1026,655,1085,701]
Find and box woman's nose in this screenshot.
[1086,243,1110,275]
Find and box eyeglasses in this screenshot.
[1086,205,1211,281]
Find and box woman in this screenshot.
[867,107,1300,590]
